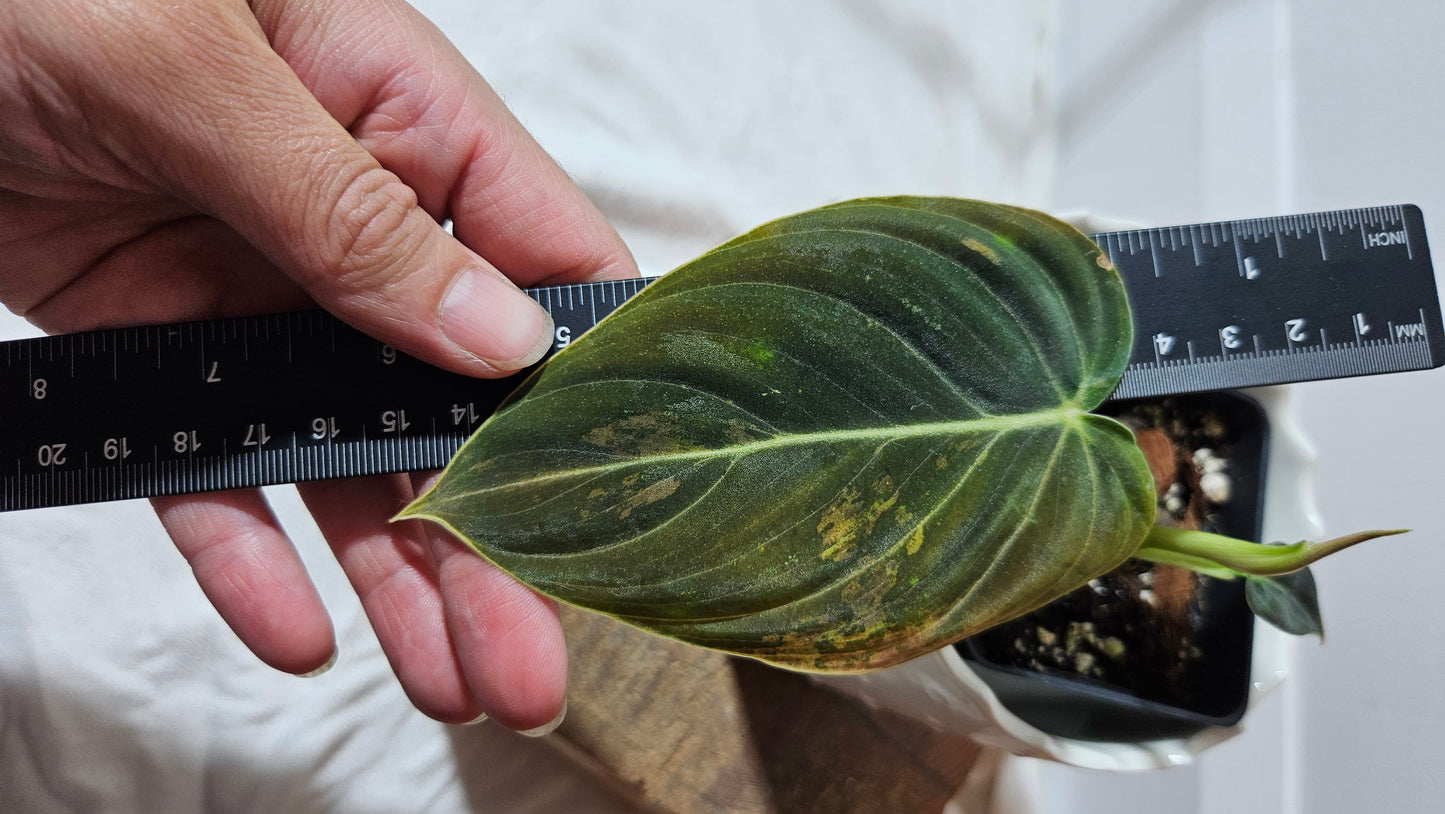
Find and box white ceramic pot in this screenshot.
[816,386,1322,770]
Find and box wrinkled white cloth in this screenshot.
[0,2,1057,811]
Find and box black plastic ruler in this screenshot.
[1106,205,1440,399]
[2,205,1440,511]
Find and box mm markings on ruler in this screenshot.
[2,208,1440,511]
[0,278,653,512]
[1098,204,1441,399]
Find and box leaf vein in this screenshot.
[433,402,1079,504]
[701,224,1077,402]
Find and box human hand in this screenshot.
[0,0,636,730]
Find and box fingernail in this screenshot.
[517,698,567,738]
[440,267,553,369]
[463,712,490,726]
[297,649,338,678]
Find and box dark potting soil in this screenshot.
[966,396,1257,711]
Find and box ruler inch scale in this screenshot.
[3,205,1439,512]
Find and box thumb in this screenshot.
[138,7,557,375]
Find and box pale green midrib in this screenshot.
[422,405,1089,505]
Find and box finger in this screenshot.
[407,469,568,731]
[297,474,481,723]
[428,528,569,732]
[0,190,186,319]
[59,2,545,375]
[151,489,336,676]
[24,215,309,333]
[251,0,639,288]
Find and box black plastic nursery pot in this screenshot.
[957,391,1269,743]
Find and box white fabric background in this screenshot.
[0,2,1057,811]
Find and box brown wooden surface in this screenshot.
[547,606,984,814]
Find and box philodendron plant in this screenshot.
[399,197,1401,672]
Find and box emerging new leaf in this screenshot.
[401,197,1157,671]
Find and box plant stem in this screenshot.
[1134,526,1408,577]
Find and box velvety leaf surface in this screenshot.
[403,197,1156,671]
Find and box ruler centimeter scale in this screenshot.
[3,204,1441,511]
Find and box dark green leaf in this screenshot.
[1246,569,1325,638]
[402,197,1156,671]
